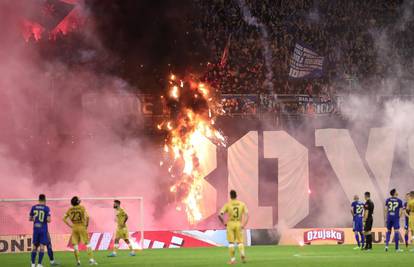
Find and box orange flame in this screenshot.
[160,74,226,224]
[170,86,179,99]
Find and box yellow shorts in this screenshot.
[226,222,243,243]
[71,225,89,245]
[115,227,129,240]
[410,216,414,231]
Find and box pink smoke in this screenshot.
[0,0,180,235]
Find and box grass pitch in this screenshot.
[1,245,414,267]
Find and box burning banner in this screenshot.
[158,74,226,224]
[21,0,86,42]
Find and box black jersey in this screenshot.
[364,199,374,218]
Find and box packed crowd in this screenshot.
[194,0,414,96]
[219,93,337,116]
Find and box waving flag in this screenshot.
[220,35,231,68]
[289,43,324,79]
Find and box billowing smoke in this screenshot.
[0,0,168,234]
[333,0,414,225]
[267,0,414,231]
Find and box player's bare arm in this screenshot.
[242,213,249,229]
[363,209,368,223]
[123,214,128,227]
[218,212,226,226]
[63,215,72,228]
[63,214,73,228]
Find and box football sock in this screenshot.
[385,231,391,247]
[238,243,245,257]
[363,234,367,249]
[369,234,373,248]
[404,232,409,246]
[74,249,80,263]
[38,251,45,264]
[355,233,360,247]
[229,244,235,260]
[113,243,119,253]
[47,243,54,261]
[31,251,37,264]
[360,232,365,247]
[365,234,372,249]
[87,247,94,260]
[394,232,399,250]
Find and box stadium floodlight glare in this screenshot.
[0,196,144,251]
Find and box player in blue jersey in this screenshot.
[351,195,365,249]
[384,189,404,252]
[45,232,59,266]
[403,193,410,248]
[29,194,51,267]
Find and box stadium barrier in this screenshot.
[0,230,249,253]
[0,228,402,253]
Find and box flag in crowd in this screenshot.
[289,43,324,79]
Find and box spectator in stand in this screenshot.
[194,0,412,98]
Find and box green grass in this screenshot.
[2,245,414,267]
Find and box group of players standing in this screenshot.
[28,190,249,266]
[351,189,414,251]
[27,188,414,267]
[29,195,136,267]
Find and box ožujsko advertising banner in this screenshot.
[253,228,401,246]
[0,230,252,253]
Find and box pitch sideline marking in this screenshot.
[293,253,362,258]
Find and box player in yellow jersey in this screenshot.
[219,190,249,265]
[63,196,98,266]
[406,191,414,250]
[108,200,136,257]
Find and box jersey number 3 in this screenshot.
[233,207,239,219]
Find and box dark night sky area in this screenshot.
[86,0,209,92]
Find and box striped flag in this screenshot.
[289,43,324,79]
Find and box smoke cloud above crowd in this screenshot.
[1,0,414,240]
[0,0,169,233]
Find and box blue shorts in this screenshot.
[32,229,49,246]
[386,217,400,230]
[353,217,363,232]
